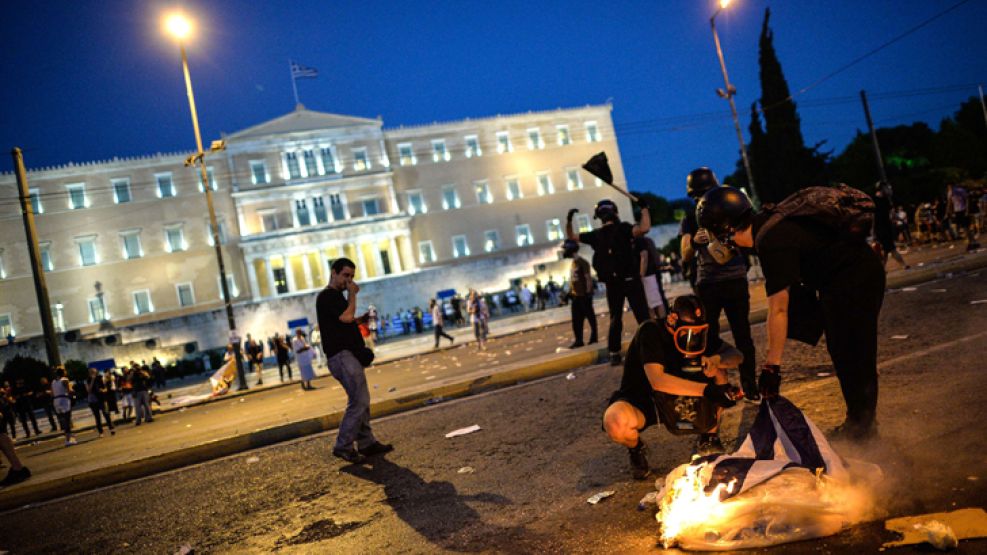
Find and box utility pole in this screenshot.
[12,148,61,367]
[978,85,987,132]
[859,90,888,184]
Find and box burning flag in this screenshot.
[656,397,881,550]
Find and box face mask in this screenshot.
[669,323,709,358]
[707,235,736,265]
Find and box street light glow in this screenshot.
[720,0,732,9]
[164,12,192,40]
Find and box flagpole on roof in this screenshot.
[289,59,300,107]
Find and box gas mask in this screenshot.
[665,298,709,373]
[694,227,736,265]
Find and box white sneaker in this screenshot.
[98,433,104,438]
[65,437,78,446]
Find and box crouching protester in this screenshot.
[603,295,743,480]
[697,185,885,441]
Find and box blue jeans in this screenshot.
[133,391,152,423]
[328,350,376,451]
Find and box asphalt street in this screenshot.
[2,253,985,553]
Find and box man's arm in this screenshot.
[765,288,790,365]
[680,234,695,263]
[565,208,579,241]
[339,288,359,323]
[632,206,650,237]
[643,362,707,397]
[639,249,648,278]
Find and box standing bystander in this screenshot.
[430,299,455,348]
[51,367,77,446]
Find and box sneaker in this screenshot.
[609,352,622,366]
[628,441,652,480]
[829,422,878,442]
[358,442,394,457]
[65,437,78,446]
[0,466,31,487]
[332,447,367,464]
[741,380,760,403]
[694,434,725,457]
[567,342,585,349]
[98,433,104,438]
[588,337,598,345]
[110,429,116,436]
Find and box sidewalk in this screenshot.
[2,243,983,512]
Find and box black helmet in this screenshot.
[666,295,708,357]
[687,167,719,199]
[696,186,753,238]
[560,239,579,258]
[594,199,619,222]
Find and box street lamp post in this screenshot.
[164,13,248,390]
[710,0,758,205]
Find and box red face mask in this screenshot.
[667,323,709,357]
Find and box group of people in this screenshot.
[229,328,319,392]
[912,183,984,249]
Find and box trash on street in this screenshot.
[587,491,615,505]
[445,424,481,438]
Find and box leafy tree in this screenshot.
[1,355,51,388]
[629,191,693,225]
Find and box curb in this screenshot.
[4,251,984,511]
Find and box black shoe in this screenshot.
[694,434,726,457]
[741,380,760,403]
[568,342,585,349]
[588,337,598,345]
[332,447,367,464]
[358,442,394,457]
[0,466,31,487]
[830,421,878,442]
[609,352,622,366]
[628,441,652,480]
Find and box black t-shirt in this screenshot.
[634,236,658,276]
[682,203,747,284]
[619,321,724,396]
[316,287,365,358]
[756,217,876,296]
[579,221,637,283]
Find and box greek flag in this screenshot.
[290,61,318,79]
[698,396,848,500]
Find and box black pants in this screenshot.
[89,401,114,434]
[697,278,756,389]
[42,402,58,430]
[570,295,598,345]
[434,324,453,348]
[820,255,886,428]
[604,277,651,354]
[278,358,292,380]
[16,404,40,436]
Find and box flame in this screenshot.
[657,461,737,548]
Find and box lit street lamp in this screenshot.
[163,12,248,390]
[710,0,758,205]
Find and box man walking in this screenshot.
[430,299,454,349]
[561,239,598,348]
[317,258,393,463]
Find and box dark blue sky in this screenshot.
[2,0,984,199]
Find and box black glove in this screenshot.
[702,383,738,408]
[635,198,649,211]
[758,364,781,399]
[567,208,579,222]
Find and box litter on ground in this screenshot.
[891,335,909,340]
[457,466,475,474]
[970,299,987,305]
[445,424,481,438]
[883,508,987,549]
[587,491,615,505]
[817,372,832,377]
[566,372,576,380]
[901,287,918,292]
[246,456,260,464]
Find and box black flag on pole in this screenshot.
[582,152,613,185]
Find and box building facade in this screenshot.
[0,103,630,363]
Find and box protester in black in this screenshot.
[602,296,742,479]
[873,181,909,270]
[635,235,668,319]
[698,185,886,441]
[274,334,292,382]
[561,239,598,348]
[566,199,651,365]
[680,168,758,400]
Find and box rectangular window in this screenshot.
[329,193,347,220]
[0,314,13,338]
[260,211,279,233]
[575,213,592,233]
[465,135,482,158]
[566,168,583,190]
[41,243,53,272]
[67,183,87,209]
[78,237,98,266]
[431,139,450,162]
[51,303,65,332]
[441,185,461,210]
[585,121,600,142]
[546,218,563,241]
[452,235,470,258]
[557,124,571,146]
[120,231,142,259]
[218,275,240,299]
[407,191,427,215]
[536,172,555,195]
[197,167,217,191]
[29,188,43,214]
[88,297,108,323]
[352,147,369,171]
[483,230,500,252]
[515,224,534,247]
[133,290,153,315]
[156,173,175,198]
[285,152,301,179]
[496,131,512,153]
[206,219,228,246]
[320,147,337,173]
[250,160,269,184]
[418,240,435,264]
[303,150,318,177]
[165,226,186,253]
[176,283,195,307]
[398,143,416,166]
[312,197,328,224]
[112,179,132,203]
[362,197,382,216]
[527,128,544,150]
[474,180,492,204]
[505,177,522,201]
[295,199,311,226]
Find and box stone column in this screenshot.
[284,254,297,292]
[398,235,415,270]
[317,247,330,280]
[389,236,403,273]
[387,182,400,214]
[301,251,313,290]
[246,258,260,300]
[266,256,277,297]
[355,244,369,278]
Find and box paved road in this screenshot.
[2,248,985,553]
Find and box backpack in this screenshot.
[755,184,875,249]
[591,223,636,282]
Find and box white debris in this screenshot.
[587,490,616,505]
[932,289,947,293]
[457,466,475,474]
[175,543,194,555]
[891,335,909,340]
[914,520,958,551]
[970,299,987,305]
[817,372,832,377]
[967,476,979,481]
[504,350,512,356]
[901,287,918,292]
[425,375,436,380]
[445,424,481,438]
[566,372,577,380]
[638,491,659,511]
[239,398,245,402]
[246,456,260,464]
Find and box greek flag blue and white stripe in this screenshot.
[290,61,318,78]
[696,396,849,500]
